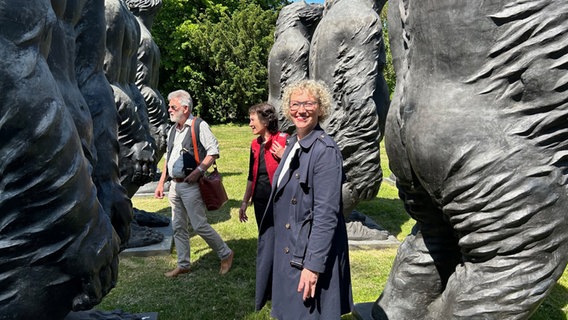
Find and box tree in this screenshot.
[153,0,288,123]
[380,3,396,98]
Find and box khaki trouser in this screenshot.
[168,181,231,269]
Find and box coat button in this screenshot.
[284,247,290,254]
[291,198,297,205]
[285,223,291,229]
[295,173,300,179]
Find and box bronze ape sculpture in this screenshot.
[47,0,132,247]
[125,0,169,164]
[310,0,389,213]
[0,1,120,318]
[269,0,389,215]
[371,0,568,319]
[104,0,157,199]
[267,1,323,134]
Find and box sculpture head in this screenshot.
[124,0,162,14]
[275,1,323,39]
[124,0,162,27]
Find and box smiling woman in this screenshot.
[255,79,353,320]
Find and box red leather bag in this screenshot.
[198,164,228,211]
[191,118,228,211]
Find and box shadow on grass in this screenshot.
[355,196,410,239]
[531,282,568,320]
[206,199,241,224]
[99,238,265,319]
[138,196,240,225]
[215,170,242,178]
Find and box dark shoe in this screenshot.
[164,267,191,278]
[219,250,234,275]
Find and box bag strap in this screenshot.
[191,117,200,165]
[191,117,218,172]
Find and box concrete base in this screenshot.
[134,180,167,197]
[348,234,399,250]
[134,313,158,320]
[346,210,400,250]
[352,302,375,320]
[65,310,158,320]
[121,180,173,257]
[120,225,173,257]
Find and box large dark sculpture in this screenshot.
[111,0,170,248]
[0,0,120,318]
[47,0,132,247]
[268,0,389,215]
[267,1,323,134]
[104,0,157,199]
[368,0,568,319]
[125,0,169,164]
[310,0,389,213]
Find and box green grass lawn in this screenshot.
[98,124,568,319]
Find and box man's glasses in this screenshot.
[289,101,318,111]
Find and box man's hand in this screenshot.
[154,182,165,199]
[184,168,202,184]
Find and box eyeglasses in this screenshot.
[289,101,318,111]
[169,104,187,111]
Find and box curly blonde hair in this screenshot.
[282,80,332,122]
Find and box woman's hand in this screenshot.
[239,201,249,222]
[270,140,285,159]
[298,268,319,301]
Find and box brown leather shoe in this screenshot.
[219,250,234,275]
[164,267,191,278]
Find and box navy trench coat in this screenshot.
[255,126,353,319]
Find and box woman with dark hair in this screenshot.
[239,102,288,228]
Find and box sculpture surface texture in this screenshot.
[310,0,389,212]
[268,1,322,134]
[0,0,120,318]
[268,0,389,215]
[48,0,132,247]
[125,0,169,164]
[105,0,169,248]
[373,0,568,319]
[104,0,157,199]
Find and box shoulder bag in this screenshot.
[191,118,228,211]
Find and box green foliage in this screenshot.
[380,3,396,97]
[154,0,288,124]
[188,4,277,122]
[153,1,396,124]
